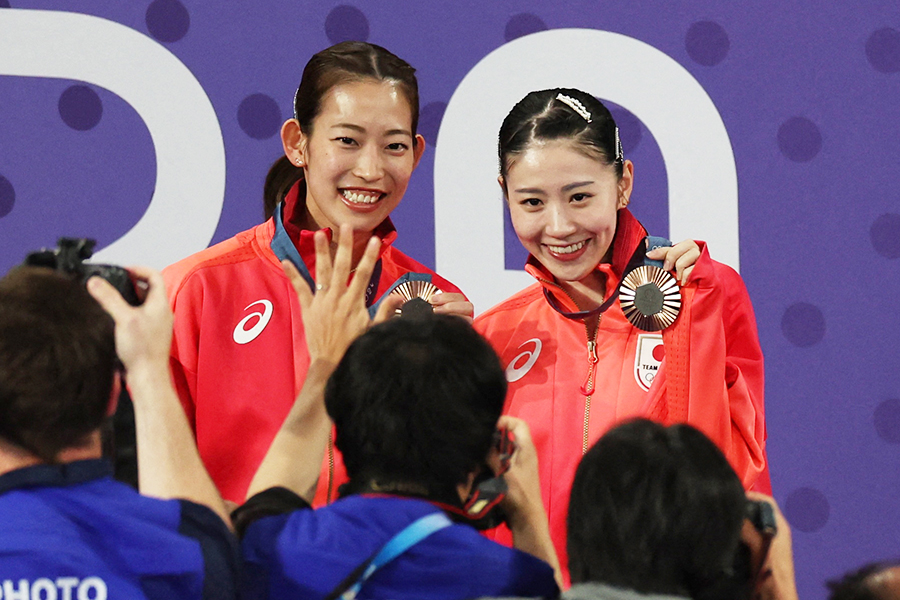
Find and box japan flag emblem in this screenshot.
[634,334,665,391]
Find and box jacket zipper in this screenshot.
[536,277,604,455]
[580,318,601,454]
[327,432,335,503]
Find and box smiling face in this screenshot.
[504,139,633,295]
[292,79,425,234]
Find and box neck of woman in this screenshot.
[293,204,374,271]
[558,270,608,311]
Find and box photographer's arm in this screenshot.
[495,416,562,588]
[245,225,400,502]
[744,492,798,600]
[87,268,231,527]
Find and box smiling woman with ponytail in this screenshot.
[162,41,472,506]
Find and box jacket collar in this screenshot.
[281,180,398,264]
[0,459,110,496]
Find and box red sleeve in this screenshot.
[162,265,201,432]
[658,243,769,492]
[715,259,770,492]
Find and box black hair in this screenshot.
[0,267,116,461]
[263,41,420,219]
[828,560,900,600]
[498,87,623,186]
[324,315,506,499]
[567,419,750,600]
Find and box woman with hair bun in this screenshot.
[163,42,472,506]
[474,88,769,583]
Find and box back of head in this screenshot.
[263,41,420,217]
[498,87,623,183]
[325,314,506,499]
[567,419,749,600]
[829,561,900,600]
[0,267,115,462]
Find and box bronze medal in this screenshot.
[390,280,441,316]
[618,265,682,331]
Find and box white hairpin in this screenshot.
[555,93,592,123]
[615,126,623,162]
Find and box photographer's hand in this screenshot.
[493,416,561,587]
[88,268,231,528]
[743,492,798,600]
[88,267,171,373]
[287,224,400,367]
[246,225,401,503]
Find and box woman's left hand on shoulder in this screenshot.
[430,292,474,323]
[647,239,700,284]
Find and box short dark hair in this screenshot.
[325,315,506,498]
[0,267,116,461]
[264,41,420,219]
[498,87,622,184]
[828,560,900,600]
[567,419,750,600]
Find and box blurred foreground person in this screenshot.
[0,266,238,599]
[828,560,900,600]
[565,419,795,600]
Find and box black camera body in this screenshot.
[24,238,144,306]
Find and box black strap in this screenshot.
[543,236,654,321]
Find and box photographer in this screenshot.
[0,264,239,598]
[234,226,560,599]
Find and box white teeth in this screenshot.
[548,240,587,254]
[342,190,382,204]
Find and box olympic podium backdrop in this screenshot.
[1,2,898,597]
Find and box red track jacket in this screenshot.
[164,184,463,504]
[474,209,769,583]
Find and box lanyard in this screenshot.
[543,235,670,320]
[337,512,453,600]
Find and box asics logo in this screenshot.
[233,300,273,344]
[505,338,542,383]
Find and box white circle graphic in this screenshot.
[0,9,225,269]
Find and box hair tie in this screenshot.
[555,93,592,123]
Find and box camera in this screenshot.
[746,498,777,536]
[462,427,515,530]
[24,238,145,306]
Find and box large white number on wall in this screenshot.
[0,9,224,268]
[435,28,739,314]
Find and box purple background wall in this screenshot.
[1,2,898,597]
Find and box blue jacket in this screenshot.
[240,492,558,599]
[0,459,239,599]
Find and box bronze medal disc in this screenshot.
[618,265,682,331]
[390,280,441,316]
